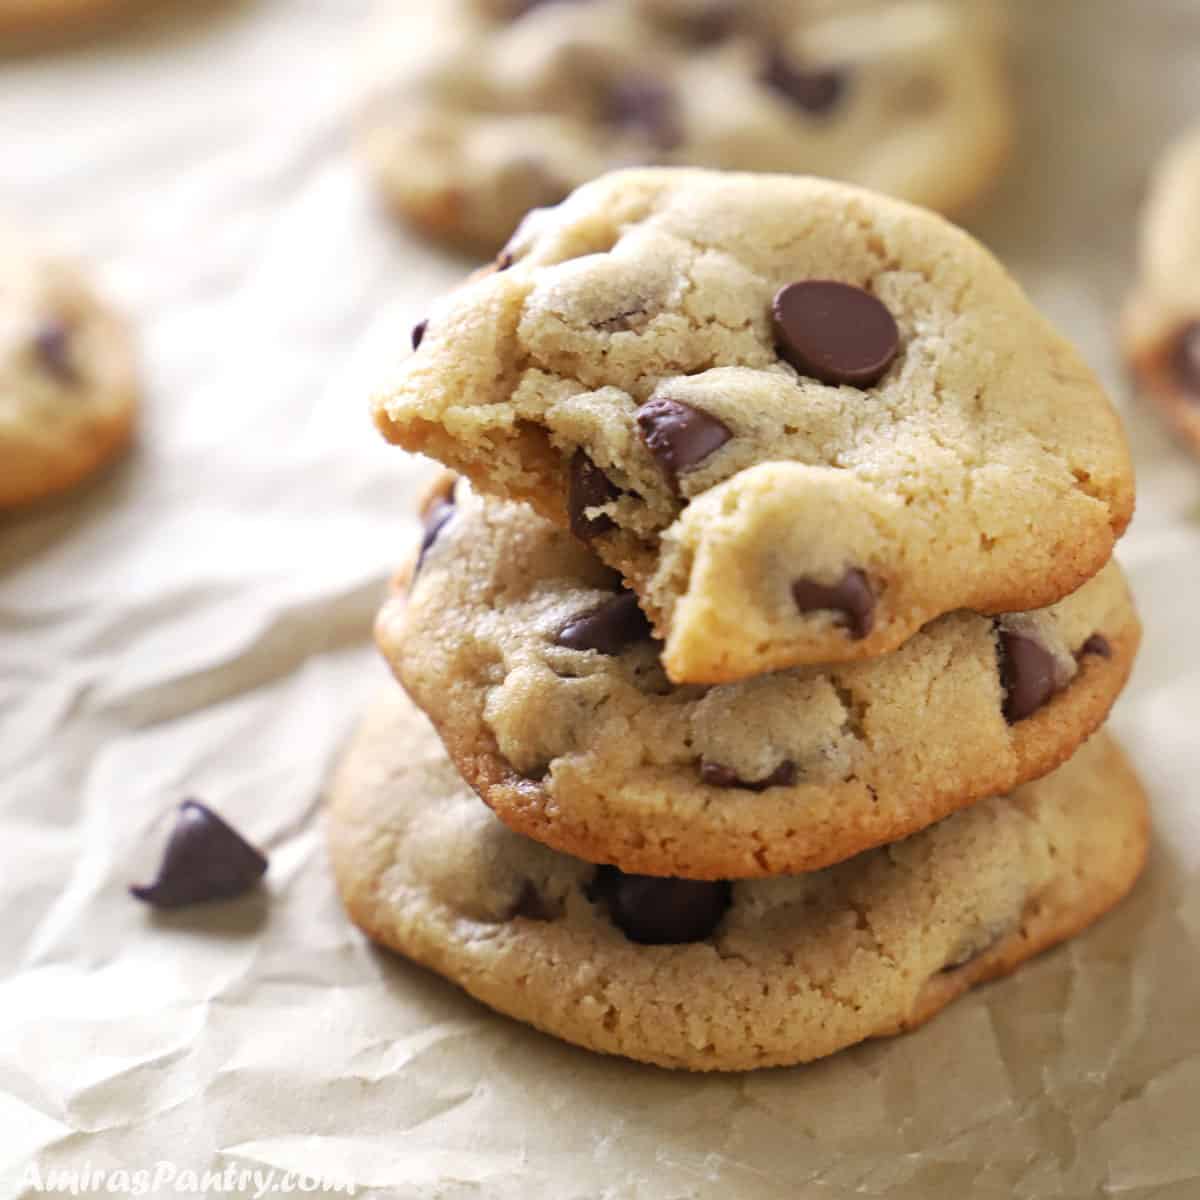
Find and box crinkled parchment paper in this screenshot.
[2,2,1200,1196]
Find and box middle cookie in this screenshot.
[378,480,1139,880]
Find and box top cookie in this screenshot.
[1122,125,1200,458]
[0,228,138,509]
[373,169,1135,683]
[359,0,1012,255]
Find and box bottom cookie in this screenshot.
[327,691,1148,1072]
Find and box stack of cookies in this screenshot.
[329,168,1148,1071]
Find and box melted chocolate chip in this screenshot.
[997,629,1058,724]
[773,281,900,388]
[700,760,797,791]
[604,77,683,152]
[33,320,78,385]
[556,591,652,655]
[568,449,619,540]
[589,866,731,945]
[411,319,427,351]
[761,52,849,115]
[130,800,267,909]
[1079,633,1112,660]
[791,569,875,640]
[414,489,456,576]
[1168,321,1200,399]
[636,398,732,493]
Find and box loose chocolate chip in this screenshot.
[130,800,267,909]
[1079,633,1112,660]
[414,492,456,578]
[1168,321,1200,399]
[411,319,427,351]
[604,78,683,152]
[33,320,78,384]
[568,449,619,540]
[557,591,652,655]
[773,281,900,388]
[700,760,797,791]
[997,629,1058,724]
[589,866,731,945]
[791,568,875,640]
[761,51,849,116]
[636,398,732,494]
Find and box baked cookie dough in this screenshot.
[0,0,142,43]
[373,169,1135,683]
[377,480,1139,880]
[359,0,1012,255]
[0,229,137,509]
[1123,125,1200,459]
[327,689,1149,1071]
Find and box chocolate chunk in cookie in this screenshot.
[773,281,900,387]
[557,591,652,654]
[761,52,849,116]
[1168,321,1200,401]
[604,77,683,152]
[568,449,619,539]
[1079,633,1112,660]
[130,800,267,909]
[998,629,1059,724]
[636,398,732,493]
[589,866,731,944]
[791,569,876,639]
[33,320,78,385]
[415,486,457,576]
[411,319,428,351]
[700,760,797,791]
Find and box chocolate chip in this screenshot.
[511,881,557,921]
[636,398,732,493]
[411,319,427,351]
[700,760,797,791]
[568,449,619,540]
[557,591,652,655]
[33,320,78,385]
[1168,321,1200,399]
[496,251,514,272]
[589,866,731,945]
[791,569,875,640]
[604,78,683,152]
[773,281,900,388]
[1079,633,1112,660]
[761,51,849,115]
[130,800,267,909]
[414,488,456,576]
[997,629,1058,724]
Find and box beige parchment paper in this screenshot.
[2,2,1200,1196]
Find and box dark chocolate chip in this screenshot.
[1079,633,1112,660]
[997,629,1058,724]
[1168,321,1200,400]
[761,51,849,115]
[568,449,619,540]
[636,397,732,493]
[511,881,557,921]
[130,800,267,909]
[773,281,900,388]
[589,866,731,945]
[411,319,427,351]
[33,320,79,385]
[791,568,875,640]
[414,489,456,576]
[557,591,652,655]
[604,77,683,152]
[700,760,797,791]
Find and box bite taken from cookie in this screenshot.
[327,690,1148,1072]
[377,479,1138,880]
[373,169,1134,683]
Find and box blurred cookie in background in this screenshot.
[1124,125,1200,460]
[358,0,1013,257]
[0,228,138,509]
[0,0,145,44]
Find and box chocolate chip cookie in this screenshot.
[376,480,1138,879]
[372,169,1135,683]
[0,229,138,509]
[1123,125,1200,459]
[327,689,1148,1071]
[359,0,1012,255]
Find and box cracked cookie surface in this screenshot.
[373,169,1135,683]
[0,228,137,508]
[327,689,1148,1071]
[376,481,1139,879]
[359,0,1011,255]
[1123,125,1200,459]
